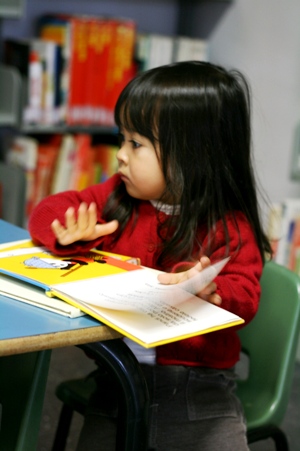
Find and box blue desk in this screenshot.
[0,220,149,451]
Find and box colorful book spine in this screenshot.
[104,18,137,126]
[66,16,89,125]
[31,136,61,209]
[68,134,95,190]
[94,144,119,183]
[50,134,77,194]
[6,136,38,219]
[84,17,112,124]
[37,14,72,122]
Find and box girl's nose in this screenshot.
[117,146,129,165]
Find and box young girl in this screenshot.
[28,61,271,450]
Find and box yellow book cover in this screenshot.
[0,239,244,348]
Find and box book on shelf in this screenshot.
[6,133,118,218]
[135,33,208,72]
[93,143,119,183]
[6,136,38,219]
[37,13,72,122]
[32,39,62,125]
[0,239,243,348]
[37,14,136,127]
[4,37,63,125]
[31,135,61,210]
[266,202,283,259]
[136,33,174,71]
[50,134,77,194]
[103,18,137,126]
[288,215,300,274]
[268,199,300,273]
[66,15,90,125]
[84,16,113,124]
[67,134,95,190]
[173,36,208,62]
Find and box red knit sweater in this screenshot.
[29,174,263,369]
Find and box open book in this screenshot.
[0,239,244,348]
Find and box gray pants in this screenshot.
[76,364,249,451]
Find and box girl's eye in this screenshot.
[130,140,141,149]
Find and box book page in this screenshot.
[0,239,141,289]
[52,258,230,311]
[57,287,243,348]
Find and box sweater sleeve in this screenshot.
[171,212,263,325]
[28,174,121,256]
[211,213,263,324]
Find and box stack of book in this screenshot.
[4,14,137,127]
[0,239,242,346]
[6,134,119,223]
[4,13,208,128]
[136,33,208,71]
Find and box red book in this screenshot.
[31,136,61,209]
[85,18,116,125]
[66,16,89,125]
[68,134,95,190]
[103,18,137,126]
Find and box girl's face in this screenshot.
[117,128,167,201]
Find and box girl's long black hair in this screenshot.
[103,61,272,266]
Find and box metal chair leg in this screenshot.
[79,339,149,451]
[52,404,74,451]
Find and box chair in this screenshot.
[52,261,300,451]
[0,161,26,227]
[237,260,300,450]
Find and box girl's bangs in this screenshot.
[115,89,161,142]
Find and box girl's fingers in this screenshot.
[65,206,76,230]
[158,256,212,285]
[157,271,184,285]
[94,220,119,238]
[200,281,217,295]
[51,219,63,236]
[87,202,97,227]
[77,203,89,230]
[51,204,118,244]
[201,293,222,305]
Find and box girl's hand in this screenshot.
[51,202,119,246]
[157,256,222,306]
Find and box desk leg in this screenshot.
[0,350,51,451]
[79,339,149,451]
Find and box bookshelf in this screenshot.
[0,0,233,130]
[0,0,233,225]
[0,0,24,125]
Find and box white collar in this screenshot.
[150,200,180,216]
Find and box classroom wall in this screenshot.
[208,0,300,208]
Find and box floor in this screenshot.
[37,346,300,451]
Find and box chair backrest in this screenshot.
[0,162,26,227]
[237,260,300,428]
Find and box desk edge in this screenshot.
[0,326,122,356]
